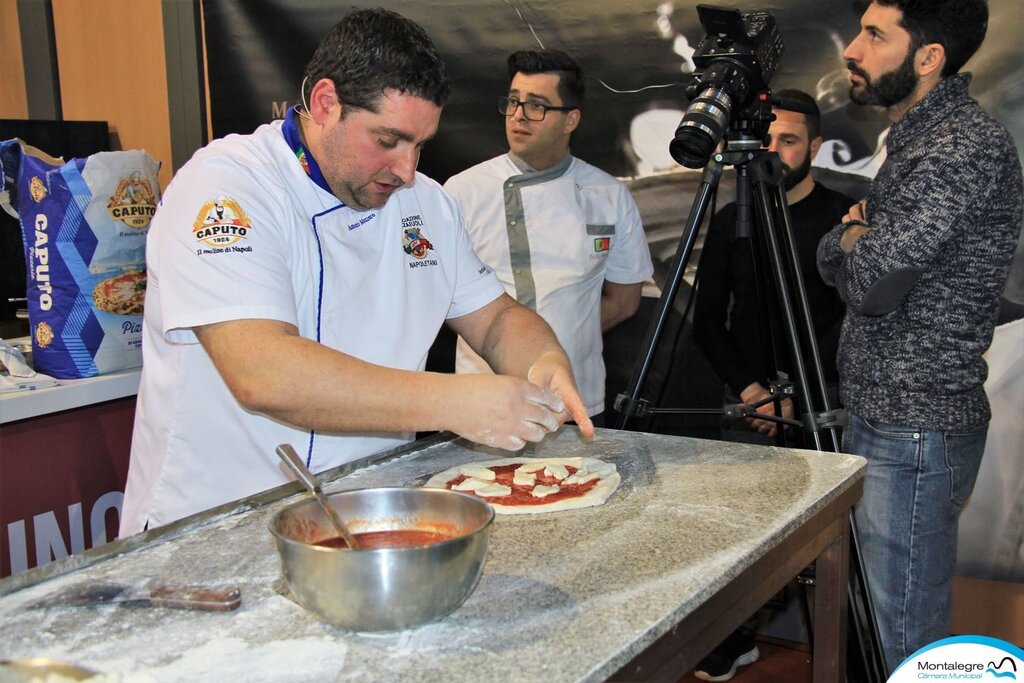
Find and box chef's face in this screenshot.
[504,71,579,171]
[319,89,441,211]
[843,2,920,108]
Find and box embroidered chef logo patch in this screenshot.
[403,226,433,258]
[193,197,254,252]
[402,215,438,267]
[593,237,610,253]
[107,172,158,229]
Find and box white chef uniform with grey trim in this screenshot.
[121,118,503,536]
[445,153,652,416]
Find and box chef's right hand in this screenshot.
[446,374,565,451]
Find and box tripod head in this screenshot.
[712,94,787,241]
[720,91,775,153]
[718,90,819,159]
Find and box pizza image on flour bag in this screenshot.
[425,457,621,514]
[93,269,147,315]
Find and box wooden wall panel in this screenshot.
[0,0,28,118]
[51,0,173,188]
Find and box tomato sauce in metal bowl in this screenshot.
[314,529,453,549]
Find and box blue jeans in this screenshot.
[843,413,986,674]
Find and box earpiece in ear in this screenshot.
[298,75,313,121]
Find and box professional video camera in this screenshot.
[669,4,785,169]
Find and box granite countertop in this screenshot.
[0,428,865,682]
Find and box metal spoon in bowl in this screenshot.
[275,443,359,549]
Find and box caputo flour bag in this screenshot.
[0,139,160,378]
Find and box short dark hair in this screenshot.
[874,0,988,77]
[302,8,451,114]
[506,50,584,108]
[773,88,821,139]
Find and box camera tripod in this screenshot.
[614,134,888,682]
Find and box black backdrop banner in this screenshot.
[202,0,1023,198]
[204,0,904,182]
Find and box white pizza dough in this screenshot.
[424,456,621,515]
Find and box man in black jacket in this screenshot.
[694,90,852,444]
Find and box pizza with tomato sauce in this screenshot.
[92,269,147,315]
[424,456,620,514]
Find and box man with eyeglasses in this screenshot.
[444,50,653,426]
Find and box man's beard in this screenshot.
[847,48,919,108]
[783,151,812,191]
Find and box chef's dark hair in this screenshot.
[507,50,584,109]
[873,0,988,77]
[302,7,451,115]
[773,89,821,140]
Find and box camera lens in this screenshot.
[669,86,732,168]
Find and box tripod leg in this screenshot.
[848,512,889,681]
[766,180,842,451]
[746,153,885,680]
[615,160,724,429]
[749,177,826,450]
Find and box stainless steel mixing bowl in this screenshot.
[269,486,493,632]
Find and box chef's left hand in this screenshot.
[527,351,595,438]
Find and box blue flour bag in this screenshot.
[0,139,160,378]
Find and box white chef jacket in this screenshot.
[120,118,503,535]
[444,153,653,416]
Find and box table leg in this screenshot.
[813,514,851,682]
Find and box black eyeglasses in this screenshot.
[498,96,576,121]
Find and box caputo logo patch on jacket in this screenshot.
[193,197,253,250]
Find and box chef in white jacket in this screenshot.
[445,50,653,425]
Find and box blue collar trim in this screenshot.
[282,106,334,197]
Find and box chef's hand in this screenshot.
[447,374,569,451]
[527,351,595,438]
[739,381,794,439]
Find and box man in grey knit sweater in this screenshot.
[817,0,1023,672]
